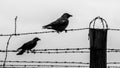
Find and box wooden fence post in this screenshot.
[89,16,108,68]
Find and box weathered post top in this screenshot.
[89,16,108,68]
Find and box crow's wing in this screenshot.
[44,18,68,28]
[19,40,34,50]
[17,49,26,55]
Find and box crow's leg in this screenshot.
[30,49,36,54]
[56,31,60,34]
[65,30,67,33]
[27,50,29,53]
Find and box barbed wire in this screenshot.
[1,17,120,68]
[107,48,120,53]
[0,64,89,68]
[1,60,120,65]
[0,48,89,52]
[34,48,90,51]
[0,28,120,37]
[107,48,120,50]
[0,50,17,52]
[0,65,119,68]
[107,50,120,53]
[0,60,89,64]
[0,50,90,54]
[107,62,120,64]
[108,28,120,31]
[30,51,89,54]
[108,66,120,68]
[0,28,89,36]
[1,64,120,68]
[1,48,120,53]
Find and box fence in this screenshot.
[0,16,120,68]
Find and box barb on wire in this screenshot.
[0,60,89,64]
[0,64,89,68]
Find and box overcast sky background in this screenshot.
[0,0,120,67]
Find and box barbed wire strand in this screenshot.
[0,48,89,52]
[0,50,17,52]
[0,28,120,37]
[1,48,120,51]
[34,48,120,52]
[0,20,120,68]
[0,60,89,64]
[3,35,13,68]
[0,28,89,36]
[107,62,120,64]
[1,60,120,65]
[1,49,120,53]
[0,65,119,68]
[1,48,120,53]
[31,51,90,54]
[1,64,120,68]
[108,66,120,68]
[108,28,120,31]
[107,51,120,53]
[0,50,90,54]
[107,48,120,53]
[107,48,120,50]
[0,64,90,68]
[1,49,120,55]
[35,48,90,51]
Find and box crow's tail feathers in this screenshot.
[17,48,21,51]
[17,49,26,55]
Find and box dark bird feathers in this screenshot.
[17,37,40,55]
[42,13,72,33]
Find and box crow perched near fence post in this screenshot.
[16,37,40,55]
[42,13,72,33]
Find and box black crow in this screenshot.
[17,37,40,55]
[42,13,72,33]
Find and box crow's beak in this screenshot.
[70,15,72,17]
[38,38,41,41]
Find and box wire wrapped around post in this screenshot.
[89,16,108,68]
[89,16,108,29]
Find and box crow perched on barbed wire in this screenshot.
[42,13,72,33]
[16,37,40,55]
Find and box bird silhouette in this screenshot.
[42,13,72,33]
[16,37,40,55]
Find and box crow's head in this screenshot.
[33,37,41,41]
[62,13,72,18]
